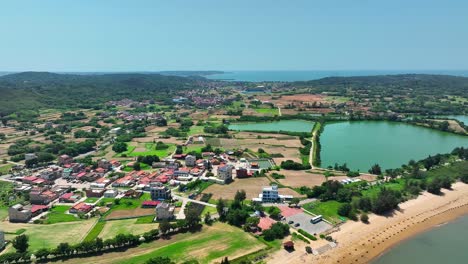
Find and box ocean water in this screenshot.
[373,215,468,264]
[206,70,468,82]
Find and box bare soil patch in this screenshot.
[105,208,155,220]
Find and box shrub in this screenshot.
[360,213,369,223]
[298,229,317,241]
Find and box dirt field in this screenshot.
[276,170,326,188]
[105,208,155,220]
[204,177,302,200]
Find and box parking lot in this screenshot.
[285,212,332,234]
[55,178,91,190]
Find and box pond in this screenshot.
[320,121,468,172]
[228,120,315,133]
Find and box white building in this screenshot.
[185,155,196,167]
[103,189,118,198]
[253,185,293,203]
[217,164,233,184]
[156,202,175,220]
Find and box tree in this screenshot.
[12,234,29,253]
[288,197,300,207]
[360,213,369,223]
[216,199,227,221]
[133,162,141,171]
[35,248,50,260]
[244,216,260,231]
[56,242,72,256]
[175,145,183,155]
[185,208,201,228]
[427,179,442,194]
[338,203,352,217]
[372,188,401,214]
[159,220,171,235]
[204,212,213,225]
[369,164,382,175]
[146,257,175,264]
[234,190,246,204]
[112,142,127,153]
[220,257,230,264]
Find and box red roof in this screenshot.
[23,176,38,182]
[258,217,276,230]
[31,205,48,213]
[72,202,93,212]
[142,201,160,206]
[61,193,74,199]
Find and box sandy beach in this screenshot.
[267,182,468,264]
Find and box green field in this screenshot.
[302,200,344,224]
[84,221,106,241]
[117,223,266,264]
[0,208,8,220]
[188,126,205,136]
[118,143,176,158]
[108,193,151,211]
[361,179,405,199]
[99,218,158,240]
[45,205,81,224]
[254,108,278,115]
[84,197,100,203]
[184,144,205,154]
[135,215,155,224]
[0,163,13,174]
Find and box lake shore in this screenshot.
[268,182,468,264]
[309,182,468,264]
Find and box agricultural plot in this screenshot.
[45,205,81,224]
[98,218,158,240]
[1,219,96,252]
[117,142,176,158]
[276,170,326,188]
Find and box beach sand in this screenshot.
[266,182,468,264]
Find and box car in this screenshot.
[288,220,294,224]
[294,223,300,227]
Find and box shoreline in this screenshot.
[369,205,468,263]
[314,182,468,264]
[267,182,468,264]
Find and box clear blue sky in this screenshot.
[1,0,467,71]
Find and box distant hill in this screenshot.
[291,74,468,97]
[158,71,224,77]
[0,72,203,115]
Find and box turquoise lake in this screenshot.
[228,120,315,133]
[320,121,468,171]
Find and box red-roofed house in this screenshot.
[22,176,38,184]
[59,192,81,203]
[141,200,160,208]
[31,205,49,215]
[69,202,93,214]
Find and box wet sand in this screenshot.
[266,182,468,264]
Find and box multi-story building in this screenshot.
[217,164,233,184]
[185,155,196,167]
[8,204,32,223]
[150,182,171,201]
[253,185,293,203]
[156,202,175,220]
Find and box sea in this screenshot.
[206,70,468,82]
[372,215,468,264]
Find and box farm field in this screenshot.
[275,170,326,188]
[117,142,176,158]
[98,218,158,240]
[1,219,96,252]
[204,177,302,200]
[60,223,266,264]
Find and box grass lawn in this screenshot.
[0,163,13,174]
[361,179,405,199]
[2,219,96,252]
[117,223,266,264]
[45,205,81,224]
[188,126,205,136]
[201,206,217,216]
[184,144,205,154]
[254,108,278,115]
[0,208,8,220]
[99,218,158,240]
[117,143,176,158]
[84,221,106,241]
[302,200,344,224]
[110,193,151,211]
[84,197,100,203]
[425,160,468,181]
[135,215,155,224]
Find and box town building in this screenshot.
[0,230,5,251]
[59,192,81,203]
[150,182,171,201]
[253,185,293,203]
[103,189,118,198]
[98,159,112,171]
[69,202,93,214]
[217,164,233,184]
[58,154,73,166]
[155,202,175,220]
[185,155,196,167]
[8,204,32,223]
[29,187,60,205]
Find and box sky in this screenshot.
[0,0,467,71]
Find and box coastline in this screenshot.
[267,182,468,264]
